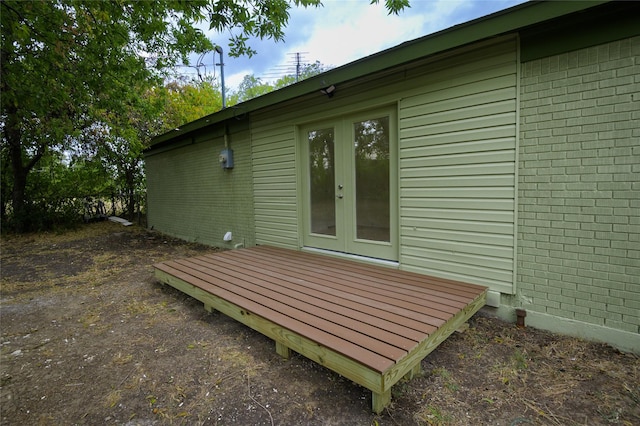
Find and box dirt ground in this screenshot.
[1,222,638,426]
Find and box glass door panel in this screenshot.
[308,128,336,236]
[354,117,390,242]
[301,108,397,261]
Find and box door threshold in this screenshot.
[301,247,399,269]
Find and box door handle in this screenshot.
[338,184,343,189]
[337,194,343,199]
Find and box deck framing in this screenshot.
[154,246,487,413]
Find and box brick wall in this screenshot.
[518,36,639,337]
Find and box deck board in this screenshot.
[154,245,487,413]
[185,257,420,351]
[196,252,441,333]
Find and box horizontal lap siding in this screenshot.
[399,37,518,293]
[251,124,299,248]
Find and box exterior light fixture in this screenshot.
[320,85,336,98]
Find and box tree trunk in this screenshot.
[7,117,28,233]
[5,109,45,233]
[125,163,136,221]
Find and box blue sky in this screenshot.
[179,0,526,92]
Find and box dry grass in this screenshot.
[412,317,639,425]
[1,223,638,426]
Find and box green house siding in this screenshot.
[248,36,519,296]
[146,127,255,248]
[144,1,638,353]
[251,121,299,249]
[517,36,640,341]
[398,36,518,294]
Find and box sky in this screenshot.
[177,0,526,93]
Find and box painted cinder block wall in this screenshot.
[513,36,640,352]
[145,124,256,249]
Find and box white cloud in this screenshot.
[288,1,426,68]
[206,0,526,92]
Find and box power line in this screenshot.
[262,52,309,82]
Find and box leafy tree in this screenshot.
[160,78,224,131]
[232,61,330,103]
[375,0,411,15]
[233,75,275,103]
[94,92,160,221]
[0,0,316,231]
[1,0,408,232]
[96,80,224,220]
[273,60,331,89]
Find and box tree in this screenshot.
[232,61,330,103]
[1,0,408,232]
[98,80,224,220]
[233,75,275,103]
[0,0,316,231]
[160,78,224,131]
[273,61,331,89]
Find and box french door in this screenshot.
[300,108,397,261]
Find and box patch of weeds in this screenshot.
[105,389,122,408]
[432,367,459,392]
[512,349,529,370]
[480,397,495,405]
[597,408,622,424]
[432,367,450,380]
[494,363,520,387]
[490,349,530,388]
[216,349,258,374]
[112,352,134,365]
[418,405,453,425]
[125,299,162,317]
[80,312,101,328]
[92,253,120,269]
[186,341,209,350]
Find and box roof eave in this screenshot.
[148,0,608,149]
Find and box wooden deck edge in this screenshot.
[155,267,487,414]
[381,288,488,390]
[154,269,385,390]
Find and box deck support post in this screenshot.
[275,341,291,359]
[372,389,391,414]
[204,303,216,313]
[404,362,423,380]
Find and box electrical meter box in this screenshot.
[219,148,234,169]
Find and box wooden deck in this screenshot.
[153,245,487,413]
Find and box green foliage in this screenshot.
[233,75,275,103]
[1,0,215,231]
[421,405,453,425]
[0,0,408,232]
[232,61,330,103]
[373,0,411,15]
[160,79,224,130]
[210,0,323,57]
